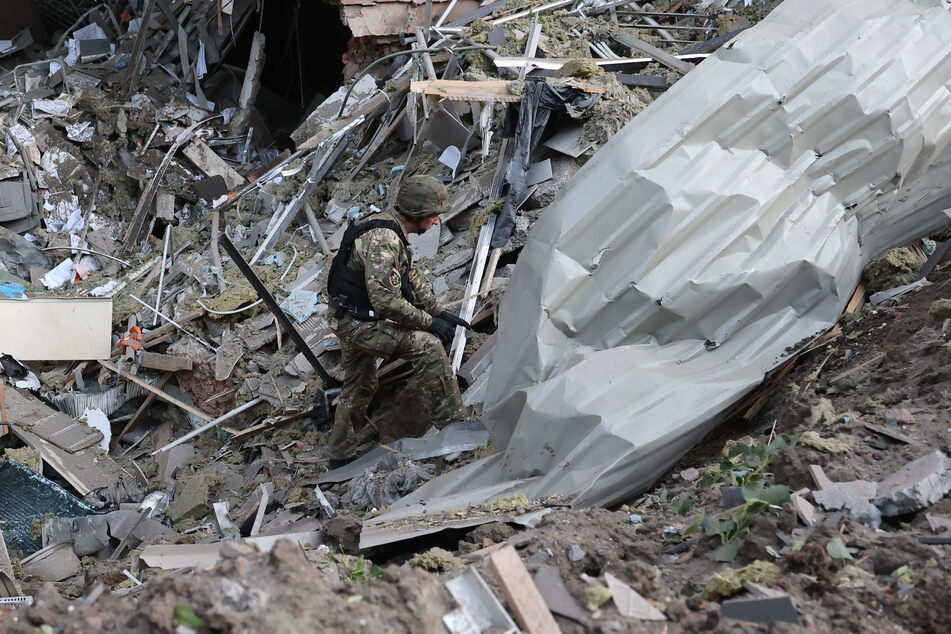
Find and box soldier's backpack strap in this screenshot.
[327,218,415,314]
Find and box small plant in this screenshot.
[342,502,368,516]
[694,484,791,561]
[334,550,383,584]
[700,435,792,490]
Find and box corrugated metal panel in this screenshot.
[363,0,951,546]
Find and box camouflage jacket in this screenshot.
[342,211,440,330]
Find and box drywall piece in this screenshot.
[604,572,665,620]
[459,332,497,383]
[139,530,321,569]
[721,595,801,625]
[183,139,245,190]
[363,0,951,546]
[489,546,561,634]
[0,298,111,360]
[874,450,951,516]
[533,565,586,623]
[19,541,81,582]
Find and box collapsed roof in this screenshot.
[362,0,951,546]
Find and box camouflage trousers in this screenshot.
[328,317,465,458]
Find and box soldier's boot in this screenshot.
[409,334,466,429]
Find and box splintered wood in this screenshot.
[411,79,523,102]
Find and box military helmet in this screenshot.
[396,175,449,217]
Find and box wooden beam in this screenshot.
[411,79,522,102]
[488,546,562,634]
[100,359,212,421]
[229,33,266,137]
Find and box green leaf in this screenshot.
[174,604,205,629]
[826,537,853,560]
[752,485,791,507]
[671,497,694,515]
[683,514,706,536]
[709,542,739,562]
[741,482,765,502]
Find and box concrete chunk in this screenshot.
[874,450,951,516]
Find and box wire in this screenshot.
[196,296,263,315]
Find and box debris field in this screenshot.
[1,0,951,632]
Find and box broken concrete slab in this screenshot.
[874,450,951,517]
[604,571,665,620]
[533,565,586,623]
[813,478,880,526]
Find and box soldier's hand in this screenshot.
[437,310,471,330]
[428,317,455,345]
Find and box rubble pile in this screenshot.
[2,0,951,631]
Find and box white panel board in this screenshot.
[0,298,112,360]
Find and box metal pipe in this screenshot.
[153,225,171,326]
[152,397,265,454]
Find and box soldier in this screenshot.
[325,175,470,465]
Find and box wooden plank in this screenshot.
[100,359,212,421]
[4,387,120,496]
[141,351,193,372]
[614,31,692,74]
[411,79,523,102]
[845,284,865,314]
[183,139,245,190]
[488,545,562,634]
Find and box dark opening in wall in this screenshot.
[225,0,350,114]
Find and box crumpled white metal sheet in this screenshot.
[362,0,951,547]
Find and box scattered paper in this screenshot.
[80,408,111,451]
[40,258,75,289]
[90,280,120,297]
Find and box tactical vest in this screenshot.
[327,218,416,317]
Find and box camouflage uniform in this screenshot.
[328,210,465,458]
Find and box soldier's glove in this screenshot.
[428,317,455,346]
[437,310,472,331]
